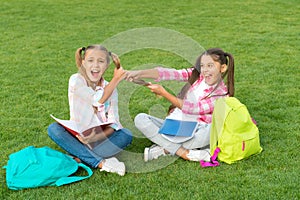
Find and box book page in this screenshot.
[50,114,113,136]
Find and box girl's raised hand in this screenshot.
[113,67,126,81]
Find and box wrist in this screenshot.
[111,76,122,84]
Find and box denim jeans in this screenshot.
[47,122,132,168]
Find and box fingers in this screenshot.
[124,70,140,81]
[76,135,88,144]
[76,128,96,144]
[147,84,163,94]
[90,128,96,136]
[114,67,126,80]
[124,71,133,81]
[76,135,94,148]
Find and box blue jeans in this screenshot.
[47,122,132,168]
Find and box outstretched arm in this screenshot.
[125,68,159,80]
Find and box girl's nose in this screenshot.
[93,62,100,67]
[202,66,208,72]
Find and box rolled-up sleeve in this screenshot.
[92,86,104,107]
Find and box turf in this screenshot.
[0,0,299,199]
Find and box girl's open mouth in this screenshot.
[91,70,100,78]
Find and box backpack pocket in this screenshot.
[218,130,262,164]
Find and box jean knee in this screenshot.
[47,122,63,139]
[121,128,133,145]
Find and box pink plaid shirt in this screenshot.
[156,67,228,123]
[68,73,122,132]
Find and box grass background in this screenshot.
[0,0,299,199]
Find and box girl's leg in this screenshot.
[182,123,211,150]
[175,146,210,161]
[134,113,181,155]
[176,124,210,161]
[91,128,132,176]
[177,124,211,161]
[91,128,132,158]
[135,114,210,161]
[47,122,103,168]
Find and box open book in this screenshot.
[50,114,113,148]
[158,119,198,143]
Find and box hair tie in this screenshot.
[108,51,112,56]
[80,47,86,58]
[224,52,228,57]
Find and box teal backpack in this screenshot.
[3,146,93,190]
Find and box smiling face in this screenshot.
[200,55,227,86]
[82,49,109,82]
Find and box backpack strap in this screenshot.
[54,163,93,186]
[200,147,221,168]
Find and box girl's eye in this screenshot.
[200,63,214,68]
[208,64,214,68]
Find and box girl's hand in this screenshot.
[76,128,98,144]
[125,70,141,81]
[113,66,126,81]
[147,83,166,96]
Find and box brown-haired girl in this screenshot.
[126,48,234,162]
[48,45,132,176]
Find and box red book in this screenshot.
[50,114,113,148]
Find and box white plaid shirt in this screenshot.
[68,73,122,132]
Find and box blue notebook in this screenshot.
[158,119,198,137]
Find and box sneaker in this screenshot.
[187,149,211,162]
[144,145,166,162]
[100,157,126,176]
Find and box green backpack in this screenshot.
[209,97,263,164]
[3,146,93,190]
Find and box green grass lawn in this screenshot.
[0,0,299,199]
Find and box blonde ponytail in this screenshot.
[75,47,85,69]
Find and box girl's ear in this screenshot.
[220,64,228,73]
[81,59,86,68]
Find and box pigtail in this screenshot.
[109,52,121,69]
[75,47,85,69]
[224,52,235,97]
